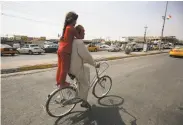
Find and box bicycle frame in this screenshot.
[46,62,110,117]
[71,61,109,90]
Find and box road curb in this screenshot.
[1,51,168,74]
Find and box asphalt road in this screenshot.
[1,54,183,125]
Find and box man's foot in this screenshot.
[80,101,91,109]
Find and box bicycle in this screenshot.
[45,61,112,117]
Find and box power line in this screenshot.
[2,2,51,20]
[2,7,40,18]
[2,2,99,17]
[1,1,38,10]
[1,12,60,26]
[2,8,61,25]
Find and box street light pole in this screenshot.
[160,1,168,51]
[144,26,148,43]
[144,26,148,52]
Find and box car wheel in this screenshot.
[29,50,33,55]
[38,52,41,55]
[11,53,15,56]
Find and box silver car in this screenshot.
[17,44,45,55]
[108,45,121,52]
[99,45,111,51]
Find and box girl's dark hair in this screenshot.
[60,11,78,41]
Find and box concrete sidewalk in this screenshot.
[1,50,170,74]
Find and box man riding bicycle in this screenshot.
[69,25,99,108]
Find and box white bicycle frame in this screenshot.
[70,61,109,90]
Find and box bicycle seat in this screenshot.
[68,73,76,80]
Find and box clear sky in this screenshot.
[1,1,183,40]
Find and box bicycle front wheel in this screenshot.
[46,86,77,117]
[92,75,112,98]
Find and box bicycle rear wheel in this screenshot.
[92,75,112,98]
[46,86,77,117]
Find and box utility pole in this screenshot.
[144,26,148,52]
[160,1,168,51]
[144,26,148,43]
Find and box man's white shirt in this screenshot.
[69,39,95,77]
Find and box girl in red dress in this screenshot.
[56,12,82,88]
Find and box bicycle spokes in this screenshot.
[99,79,106,89]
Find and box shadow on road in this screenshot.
[97,95,124,107]
[98,95,137,125]
[1,54,19,57]
[54,95,137,125]
[178,106,183,110]
[170,56,183,59]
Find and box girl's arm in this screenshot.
[67,26,82,39]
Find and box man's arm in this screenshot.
[77,41,96,67]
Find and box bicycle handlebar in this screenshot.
[95,61,109,78]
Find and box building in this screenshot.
[1,35,47,47]
[122,36,178,44]
[1,36,24,47]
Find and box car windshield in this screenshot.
[0,44,12,48]
[30,45,39,47]
[46,42,54,45]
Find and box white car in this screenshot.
[17,44,44,55]
[99,45,111,51]
[108,45,121,52]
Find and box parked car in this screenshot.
[163,44,170,49]
[87,44,99,52]
[163,43,174,49]
[132,43,144,52]
[17,44,44,55]
[0,44,17,56]
[108,45,121,52]
[44,43,58,53]
[13,43,21,49]
[99,44,111,51]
